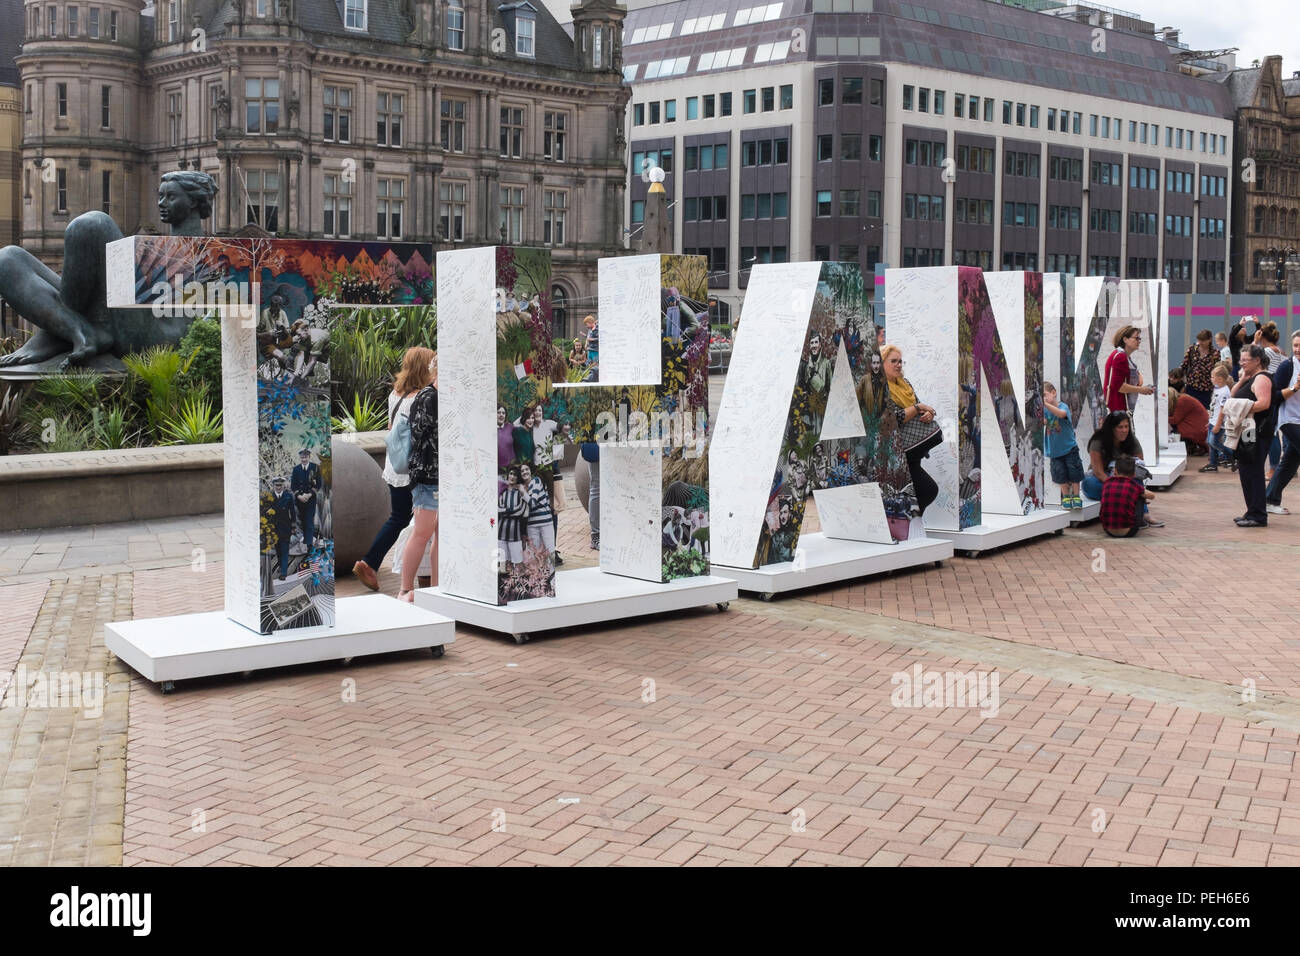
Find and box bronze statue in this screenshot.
[0,171,218,369]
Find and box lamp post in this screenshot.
[1258,246,1300,294]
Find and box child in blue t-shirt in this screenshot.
[1043,382,1085,508]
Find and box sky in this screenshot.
[542,0,1300,74]
[1126,0,1300,73]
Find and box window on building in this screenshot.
[631,200,645,224]
[68,5,79,35]
[377,92,403,147]
[720,93,732,116]
[446,0,465,50]
[686,97,698,121]
[440,98,467,151]
[760,87,774,112]
[101,170,111,214]
[780,84,793,110]
[167,0,180,40]
[440,180,467,240]
[516,12,535,56]
[323,174,352,237]
[633,103,644,126]
[109,10,117,39]
[843,77,864,105]
[840,189,861,217]
[665,99,676,122]
[902,85,913,110]
[89,7,99,37]
[869,78,883,105]
[56,167,67,212]
[592,27,603,68]
[819,78,834,106]
[918,88,929,112]
[345,0,367,30]
[245,78,280,134]
[841,133,861,161]
[48,7,57,36]
[500,106,524,157]
[100,85,111,128]
[955,95,964,119]
[323,86,352,143]
[649,102,660,124]
[1003,100,1012,124]
[816,189,832,217]
[1016,102,1025,126]
[703,94,716,118]
[543,111,567,161]
[167,92,182,146]
[57,82,67,118]
[743,89,756,113]
[816,134,832,162]
[500,186,524,244]
[245,169,280,232]
[543,189,567,245]
[369,177,402,238]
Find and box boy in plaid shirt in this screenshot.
[1100,455,1155,537]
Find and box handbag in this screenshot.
[899,413,942,456]
[385,393,415,476]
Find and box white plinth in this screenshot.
[414,567,738,642]
[926,508,1070,554]
[105,594,455,689]
[712,532,954,596]
[1148,446,1186,488]
[1068,498,1101,525]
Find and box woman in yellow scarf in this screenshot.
[882,344,940,515]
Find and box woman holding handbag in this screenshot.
[1231,345,1275,527]
[353,346,434,591]
[882,344,940,516]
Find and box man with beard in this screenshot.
[769,497,797,564]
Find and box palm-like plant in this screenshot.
[331,393,388,434]
[159,394,224,445]
[124,346,197,434]
[92,403,139,450]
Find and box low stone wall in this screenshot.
[0,434,388,532]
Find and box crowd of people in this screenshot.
[348,315,1298,590]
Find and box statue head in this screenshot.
[158,170,218,236]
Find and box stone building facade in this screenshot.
[17,0,631,336]
[1,0,23,251]
[1221,56,1300,294]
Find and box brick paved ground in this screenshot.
[4,458,1300,866]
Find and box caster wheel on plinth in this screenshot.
[430,645,445,658]
[513,633,530,645]
[759,592,774,602]
[241,670,253,679]
[1054,528,1065,536]
[933,560,944,568]
[161,680,176,695]
[715,601,730,612]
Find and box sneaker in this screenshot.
[1230,461,1238,473]
[1142,517,1165,528]
[553,551,564,566]
[1267,503,1290,515]
[1236,518,1267,528]
[590,533,600,551]
[1198,464,1218,473]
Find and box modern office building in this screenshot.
[16,0,631,336]
[1218,56,1300,295]
[622,0,1237,317]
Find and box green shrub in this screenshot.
[179,315,223,407]
[91,403,139,450]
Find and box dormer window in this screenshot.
[516,12,535,57]
[344,0,366,30]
